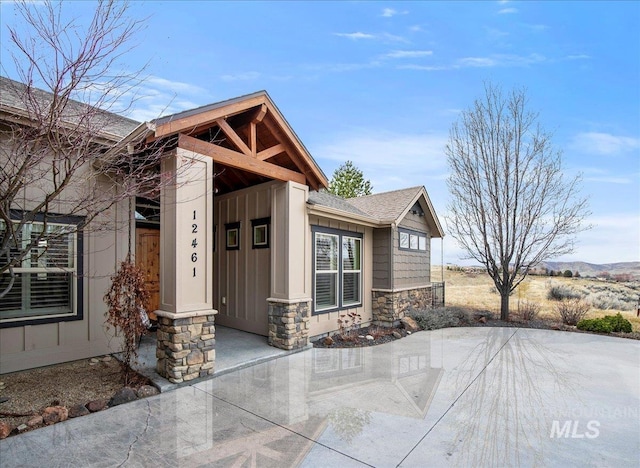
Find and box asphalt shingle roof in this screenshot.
[307,190,373,219]
[0,76,140,141]
[347,186,423,222]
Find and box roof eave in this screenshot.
[307,203,381,228]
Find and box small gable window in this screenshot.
[399,228,428,252]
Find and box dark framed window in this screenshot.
[0,214,84,328]
[251,217,270,249]
[225,222,240,250]
[398,228,428,252]
[312,226,362,314]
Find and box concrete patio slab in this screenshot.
[1,327,638,467]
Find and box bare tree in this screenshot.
[445,83,589,321]
[0,0,167,299]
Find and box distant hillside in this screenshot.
[537,261,640,278]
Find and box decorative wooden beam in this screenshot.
[257,143,285,161]
[215,118,252,156]
[253,103,267,123]
[153,95,267,139]
[250,122,257,157]
[178,134,306,185]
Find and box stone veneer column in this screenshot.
[156,312,216,383]
[267,299,310,350]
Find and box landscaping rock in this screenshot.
[136,385,159,398]
[86,398,109,413]
[68,404,90,418]
[478,316,487,324]
[89,358,100,364]
[0,422,11,439]
[323,336,334,346]
[392,331,402,339]
[101,356,112,362]
[16,424,28,433]
[366,335,374,341]
[401,317,419,332]
[108,387,137,407]
[42,406,68,425]
[27,415,43,427]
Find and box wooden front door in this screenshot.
[136,228,160,321]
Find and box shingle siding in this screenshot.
[393,212,431,288]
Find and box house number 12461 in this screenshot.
[192,210,198,277]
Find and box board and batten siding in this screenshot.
[0,195,128,374]
[372,228,392,289]
[308,215,373,338]
[214,181,276,336]
[393,211,432,289]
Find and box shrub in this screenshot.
[547,284,583,301]
[519,300,541,321]
[411,307,468,330]
[577,318,613,333]
[603,313,633,333]
[563,270,573,278]
[555,299,590,325]
[577,314,632,334]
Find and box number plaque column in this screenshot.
[155,148,216,383]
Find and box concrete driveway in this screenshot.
[1,327,638,467]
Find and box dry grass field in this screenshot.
[435,266,640,332]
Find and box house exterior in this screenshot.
[0,77,444,380]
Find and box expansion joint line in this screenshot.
[196,388,375,467]
[396,328,521,467]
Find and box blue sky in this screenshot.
[1,1,639,265]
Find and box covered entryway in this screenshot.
[129,91,328,383]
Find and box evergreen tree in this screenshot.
[327,161,373,198]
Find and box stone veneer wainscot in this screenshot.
[372,286,433,326]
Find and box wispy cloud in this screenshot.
[571,132,640,156]
[584,176,631,184]
[313,130,448,193]
[121,76,212,121]
[460,53,546,67]
[565,54,591,60]
[381,7,408,18]
[498,7,518,14]
[334,32,375,40]
[400,53,546,71]
[383,50,433,59]
[334,31,409,43]
[219,71,261,82]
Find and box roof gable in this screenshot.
[147,91,328,192]
[310,186,444,237]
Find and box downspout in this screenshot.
[441,237,444,283]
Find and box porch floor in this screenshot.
[133,325,301,392]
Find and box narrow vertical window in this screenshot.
[314,233,339,311]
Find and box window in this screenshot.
[225,222,240,250]
[398,228,428,252]
[313,227,362,314]
[251,217,270,249]
[0,215,83,327]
